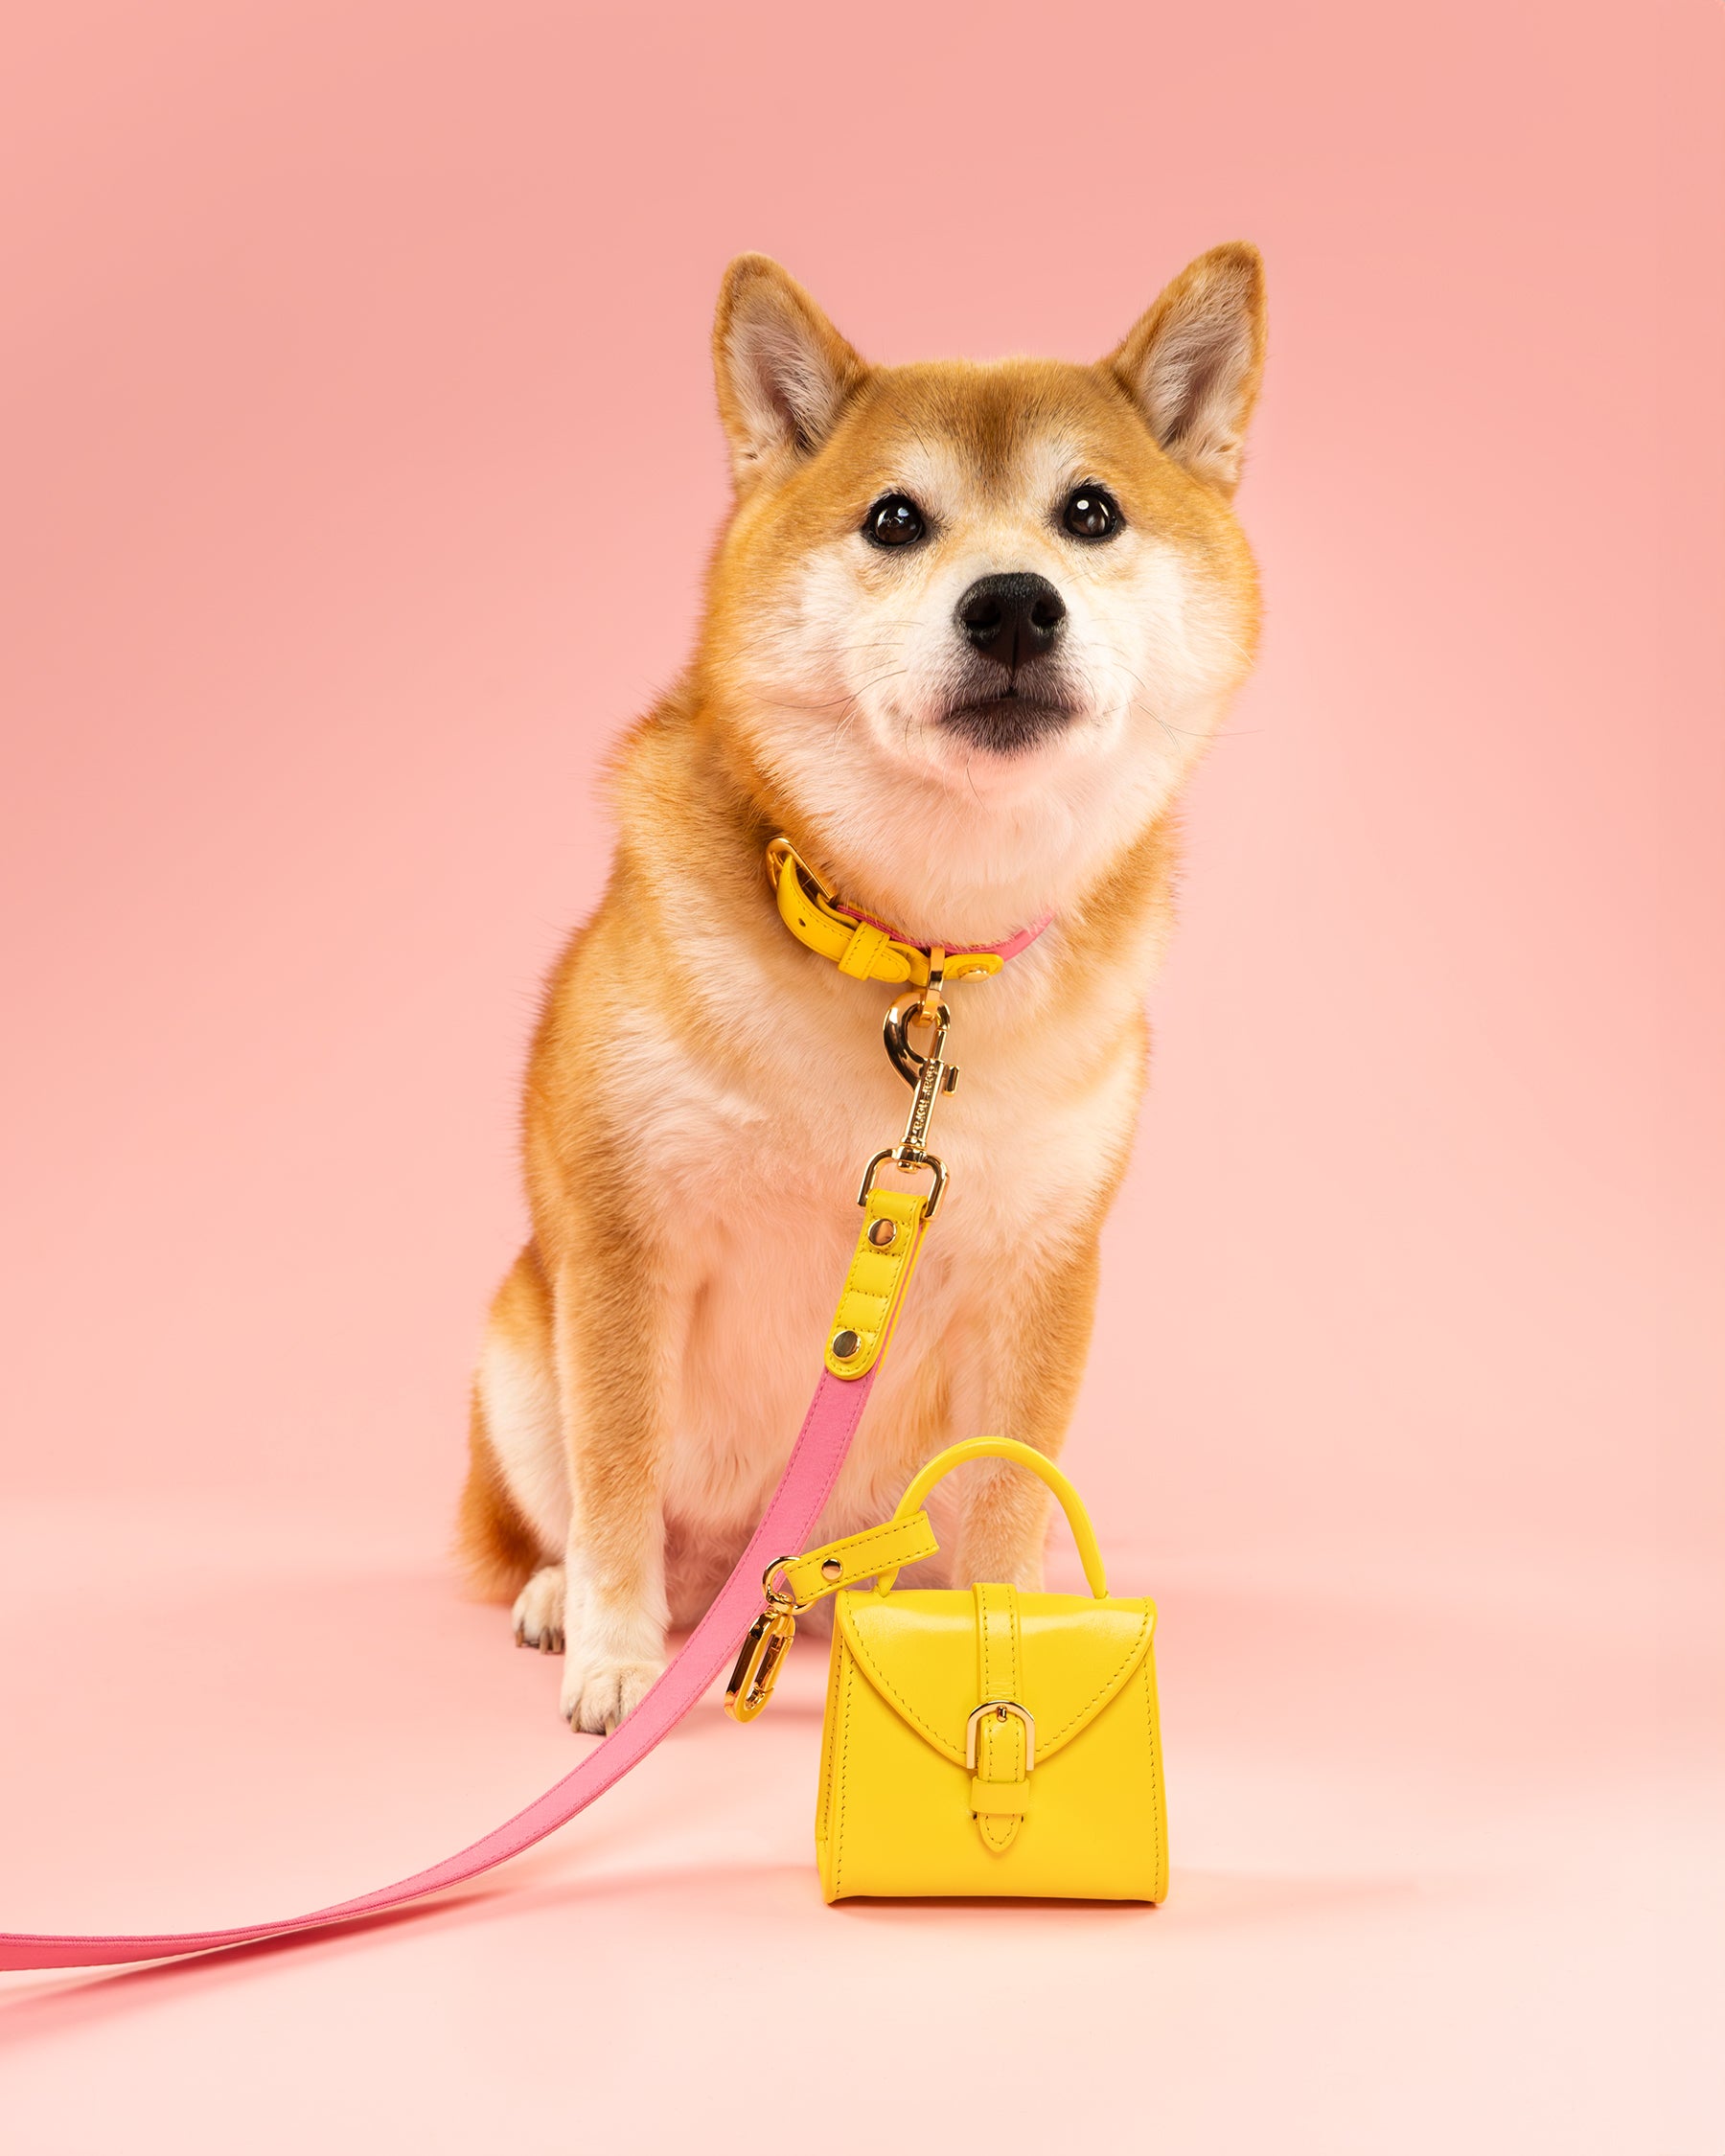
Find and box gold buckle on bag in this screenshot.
[965,1699,1036,1772]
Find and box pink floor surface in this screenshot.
[1,1501,1714,2152]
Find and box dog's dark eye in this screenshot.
[863,494,926,549]
[1063,486,1120,541]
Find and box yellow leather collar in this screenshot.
[767,837,1046,988]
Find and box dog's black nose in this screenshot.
[955,572,1067,671]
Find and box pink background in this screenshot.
[2,2,1718,2147]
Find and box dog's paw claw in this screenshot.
[562,1660,663,1736]
[511,1565,565,1655]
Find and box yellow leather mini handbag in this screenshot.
[799,1436,1166,1904]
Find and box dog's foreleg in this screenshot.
[946,1232,1105,1591]
[549,1220,680,1734]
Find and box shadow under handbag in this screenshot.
[743,1434,1167,1904]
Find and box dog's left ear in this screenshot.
[1107,242,1267,496]
[713,255,869,489]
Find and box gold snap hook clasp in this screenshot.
[883,986,952,1089]
[863,984,960,1221]
[724,1555,809,1723]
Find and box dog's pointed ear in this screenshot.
[713,255,869,487]
[1106,243,1267,496]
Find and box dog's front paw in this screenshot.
[561,1656,664,1735]
[512,1564,565,1653]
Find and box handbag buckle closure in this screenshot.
[965,1699,1036,1773]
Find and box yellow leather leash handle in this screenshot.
[874,1435,1111,1597]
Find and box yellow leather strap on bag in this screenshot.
[972,1582,1029,1851]
[776,1512,939,1608]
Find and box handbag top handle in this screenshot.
[874,1436,1110,1598]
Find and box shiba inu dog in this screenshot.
[458,245,1266,1732]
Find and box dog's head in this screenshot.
[700,248,1266,942]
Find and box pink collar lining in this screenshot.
[832,899,1054,966]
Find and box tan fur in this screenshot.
[459,1241,557,1600]
[461,247,1266,1731]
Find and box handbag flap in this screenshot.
[835,1587,1157,1767]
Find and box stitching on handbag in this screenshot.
[841,1617,965,1758]
[840,1598,1154,1766]
[978,1584,1000,1844]
[1003,1587,1024,1844]
[978,1702,1024,1849]
[975,1585,1023,1850]
[837,1521,917,1566]
[793,1516,932,1589]
[1004,1587,1024,1844]
[1143,1659,1162,1899]
[834,1646,856,1899]
[1042,1609,1154,1748]
[816,1617,845,1865]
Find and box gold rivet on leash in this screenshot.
[831,1328,861,1360]
[820,1557,842,1581]
[867,1219,897,1249]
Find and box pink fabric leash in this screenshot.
[0,1365,880,1972]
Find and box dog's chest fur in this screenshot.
[612,956,1141,1563]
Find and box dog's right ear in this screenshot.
[713,255,868,489]
[1107,243,1267,497]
